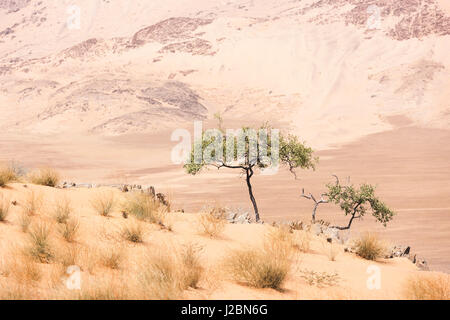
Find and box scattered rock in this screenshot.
[313,223,323,236]
[156,193,169,207]
[226,212,237,222]
[145,186,156,197]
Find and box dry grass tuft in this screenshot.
[26,221,53,263]
[0,165,18,187]
[0,194,11,222]
[56,243,81,268]
[225,232,293,289]
[100,247,124,270]
[178,243,203,289]
[404,273,450,300]
[29,168,60,187]
[53,196,72,223]
[197,208,227,238]
[121,220,144,243]
[140,251,181,299]
[121,193,162,223]
[58,218,80,243]
[354,232,386,261]
[140,244,204,299]
[91,191,116,217]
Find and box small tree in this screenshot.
[326,175,395,230]
[184,125,317,222]
[300,188,328,224]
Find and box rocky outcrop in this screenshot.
[299,0,450,40]
[385,245,429,270]
[159,38,215,56]
[0,0,30,12]
[130,17,213,46]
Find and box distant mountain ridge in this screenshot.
[0,0,449,146]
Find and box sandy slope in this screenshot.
[0,183,443,300]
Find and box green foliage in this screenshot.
[183,125,317,176]
[279,134,318,178]
[183,123,317,222]
[326,179,395,229]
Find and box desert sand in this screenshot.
[0,183,446,300]
[0,0,449,293]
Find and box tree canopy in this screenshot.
[326,176,395,230]
[184,124,317,222]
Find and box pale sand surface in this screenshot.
[0,183,440,299]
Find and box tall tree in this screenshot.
[184,126,317,222]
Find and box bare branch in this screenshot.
[332,174,340,186]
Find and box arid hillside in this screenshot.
[0,182,448,299]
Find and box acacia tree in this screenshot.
[184,126,317,222]
[325,175,395,230]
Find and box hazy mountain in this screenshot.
[1,0,449,147]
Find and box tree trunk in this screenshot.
[246,167,260,222]
[312,203,319,224]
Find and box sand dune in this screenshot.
[0,183,446,299]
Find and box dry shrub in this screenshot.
[0,165,17,187]
[58,218,79,243]
[140,244,203,299]
[121,220,144,243]
[91,191,116,217]
[354,232,386,261]
[26,221,53,263]
[197,208,227,238]
[225,232,293,289]
[22,190,42,216]
[404,273,450,300]
[29,168,60,187]
[53,196,72,223]
[100,247,124,270]
[0,194,11,222]
[121,193,161,223]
